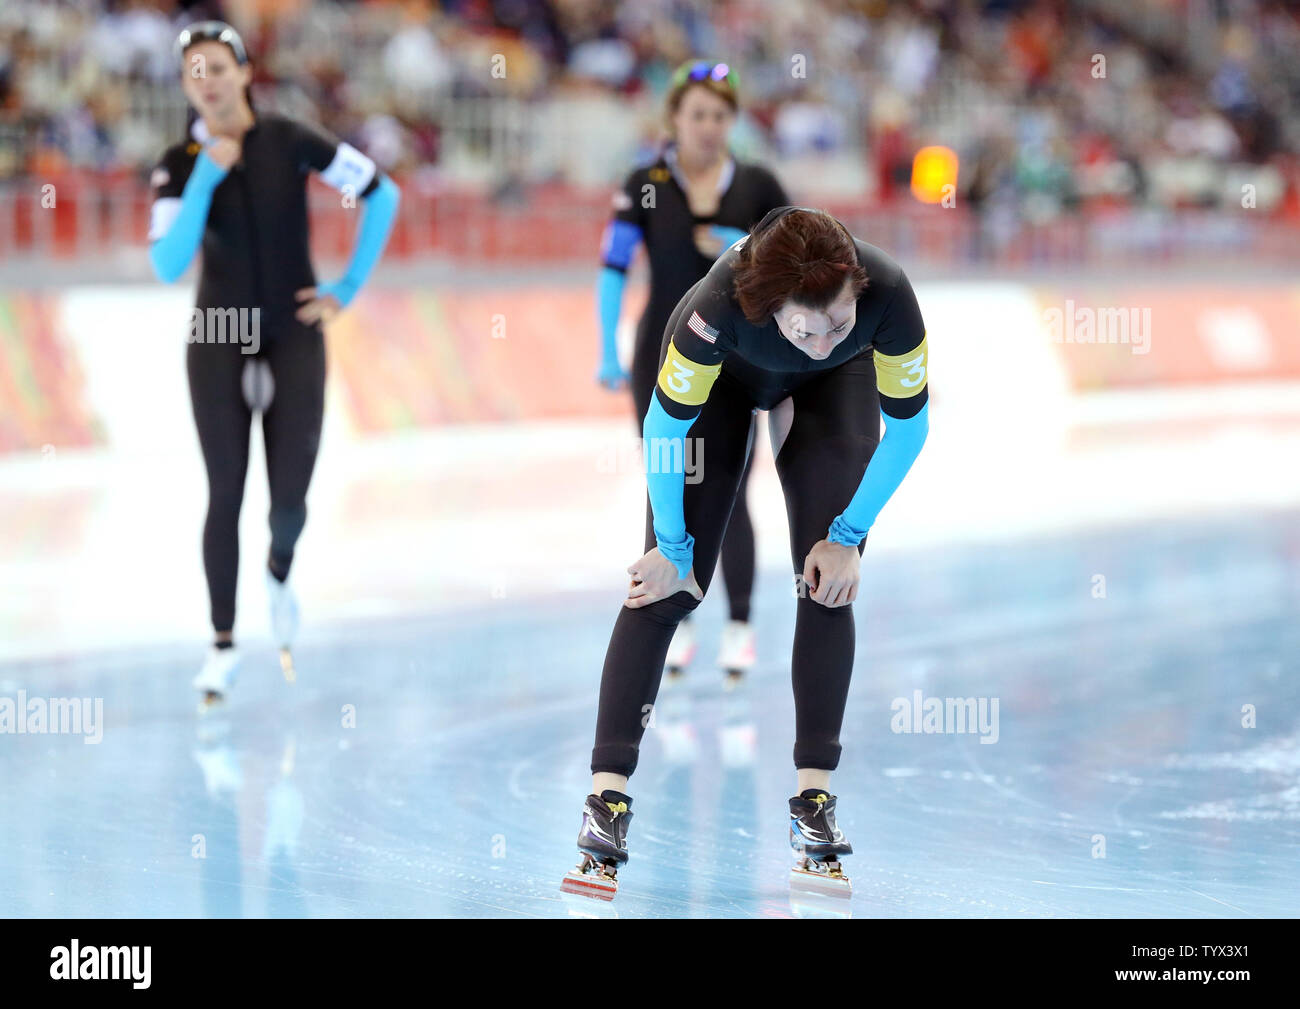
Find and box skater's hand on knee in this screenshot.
[802,540,860,608]
[625,548,702,609]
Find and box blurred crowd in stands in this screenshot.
[1,0,1298,219]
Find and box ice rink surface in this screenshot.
[2,509,1296,918]
[3,284,1298,917]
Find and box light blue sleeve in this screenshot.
[643,394,700,579]
[148,150,228,283]
[827,402,929,546]
[597,266,627,365]
[315,175,401,308]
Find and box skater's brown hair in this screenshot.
[665,60,739,130]
[733,209,868,325]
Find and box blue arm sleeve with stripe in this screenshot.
[827,402,929,546]
[643,394,700,579]
[597,220,641,362]
[149,150,227,283]
[315,175,400,308]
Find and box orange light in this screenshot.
[911,146,959,204]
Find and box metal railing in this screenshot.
[1,174,1296,271]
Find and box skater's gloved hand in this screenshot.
[625,547,703,609]
[294,286,344,326]
[801,539,860,608]
[596,356,630,390]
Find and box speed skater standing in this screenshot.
[596,60,789,685]
[147,21,400,707]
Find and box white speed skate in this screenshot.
[266,567,299,682]
[663,618,697,683]
[716,619,756,687]
[193,646,240,712]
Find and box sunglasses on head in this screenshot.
[673,61,736,88]
[175,20,249,66]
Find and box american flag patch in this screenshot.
[687,311,719,344]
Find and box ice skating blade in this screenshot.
[560,867,618,901]
[790,866,853,918]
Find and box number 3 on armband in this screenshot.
[899,352,926,388]
[666,361,694,395]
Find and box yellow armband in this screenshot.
[656,339,722,407]
[874,333,928,398]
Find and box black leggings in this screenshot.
[592,351,881,777]
[631,315,755,623]
[186,320,326,634]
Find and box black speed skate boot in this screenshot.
[560,790,633,900]
[789,788,853,896]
